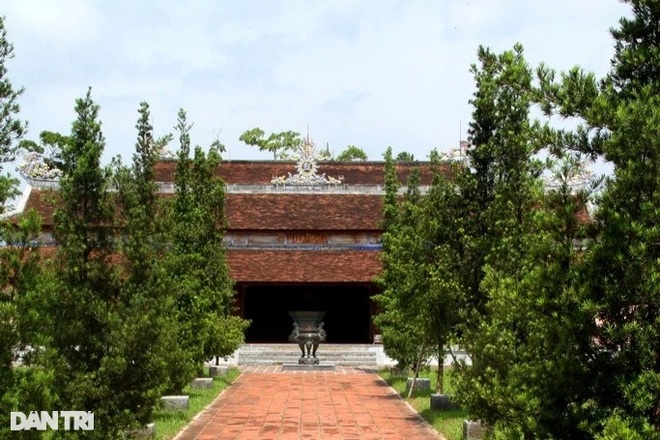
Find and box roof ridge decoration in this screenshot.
[271,138,344,187]
[543,156,596,192]
[17,151,62,185]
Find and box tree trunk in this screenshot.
[407,340,427,399]
[436,341,444,394]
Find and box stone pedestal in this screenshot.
[463,420,485,440]
[430,394,455,410]
[406,377,431,391]
[161,395,189,410]
[190,378,213,389]
[282,362,336,371]
[209,366,228,377]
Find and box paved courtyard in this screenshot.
[175,366,444,440]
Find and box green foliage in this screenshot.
[165,109,248,392]
[395,151,415,162]
[336,145,367,161]
[0,16,26,210]
[206,315,251,360]
[238,127,301,160]
[380,367,466,440]
[596,412,657,440]
[380,147,398,225]
[0,16,26,168]
[151,369,240,440]
[103,101,184,428]
[0,16,49,439]
[374,146,417,368]
[0,208,42,362]
[451,44,614,439]
[38,89,130,438]
[529,3,660,436]
[608,0,660,99]
[18,130,71,171]
[0,368,55,440]
[375,149,464,392]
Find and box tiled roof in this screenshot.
[24,189,384,231]
[154,160,442,185]
[226,193,382,230]
[23,188,57,226]
[227,249,381,282]
[35,247,382,283]
[20,187,593,231]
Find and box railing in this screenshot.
[19,178,428,195]
[156,182,431,195]
[224,243,383,251]
[0,239,382,252]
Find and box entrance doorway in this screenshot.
[242,283,373,343]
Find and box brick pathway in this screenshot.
[175,366,444,440]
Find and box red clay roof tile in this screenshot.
[154,160,441,185]
[227,249,381,282]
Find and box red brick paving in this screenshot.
[174,366,444,440]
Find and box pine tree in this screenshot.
[165,110,248,392]
[453,44,548,432]
[536,2,659,436]
[374,147,423,371]
[587,1,660,435]
[40,88,127,438]
[0,18,53,439]
[106,101,181,429]
[0,16,26,207]
[422,150,466,393]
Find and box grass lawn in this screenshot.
[379,367,467,440]
[152,367,240,439]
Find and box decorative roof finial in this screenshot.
[271,137,344,186]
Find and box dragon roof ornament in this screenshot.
[271,138,344,186]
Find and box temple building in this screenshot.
[8,140,442,344]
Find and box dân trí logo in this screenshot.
[10,411,94,431]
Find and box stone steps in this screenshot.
[237,344,379,367]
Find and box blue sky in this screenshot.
[4,0,630,165]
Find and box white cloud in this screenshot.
[3,0,631,165]
[6,0,100,44]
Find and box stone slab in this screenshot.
[209,365,228,377]
[430,393,456,410]
[463,419,485,440]
[406,377,431,390]
[190,378,213,389]
[161,395,189,410]
[281,362,336,371]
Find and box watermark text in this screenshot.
[10,411,94,431]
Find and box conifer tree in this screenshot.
[586,1,659,435]
[453,44,547,431]
[0,16,26,206]
[374,147,421,370]
[535,2,659,436]
[422,150,466,393]
[41,88,126,438]
[165,109,248,392]
[107,101,181,429]
[0,17,54,439]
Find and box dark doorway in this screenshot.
[243,283,372,343]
